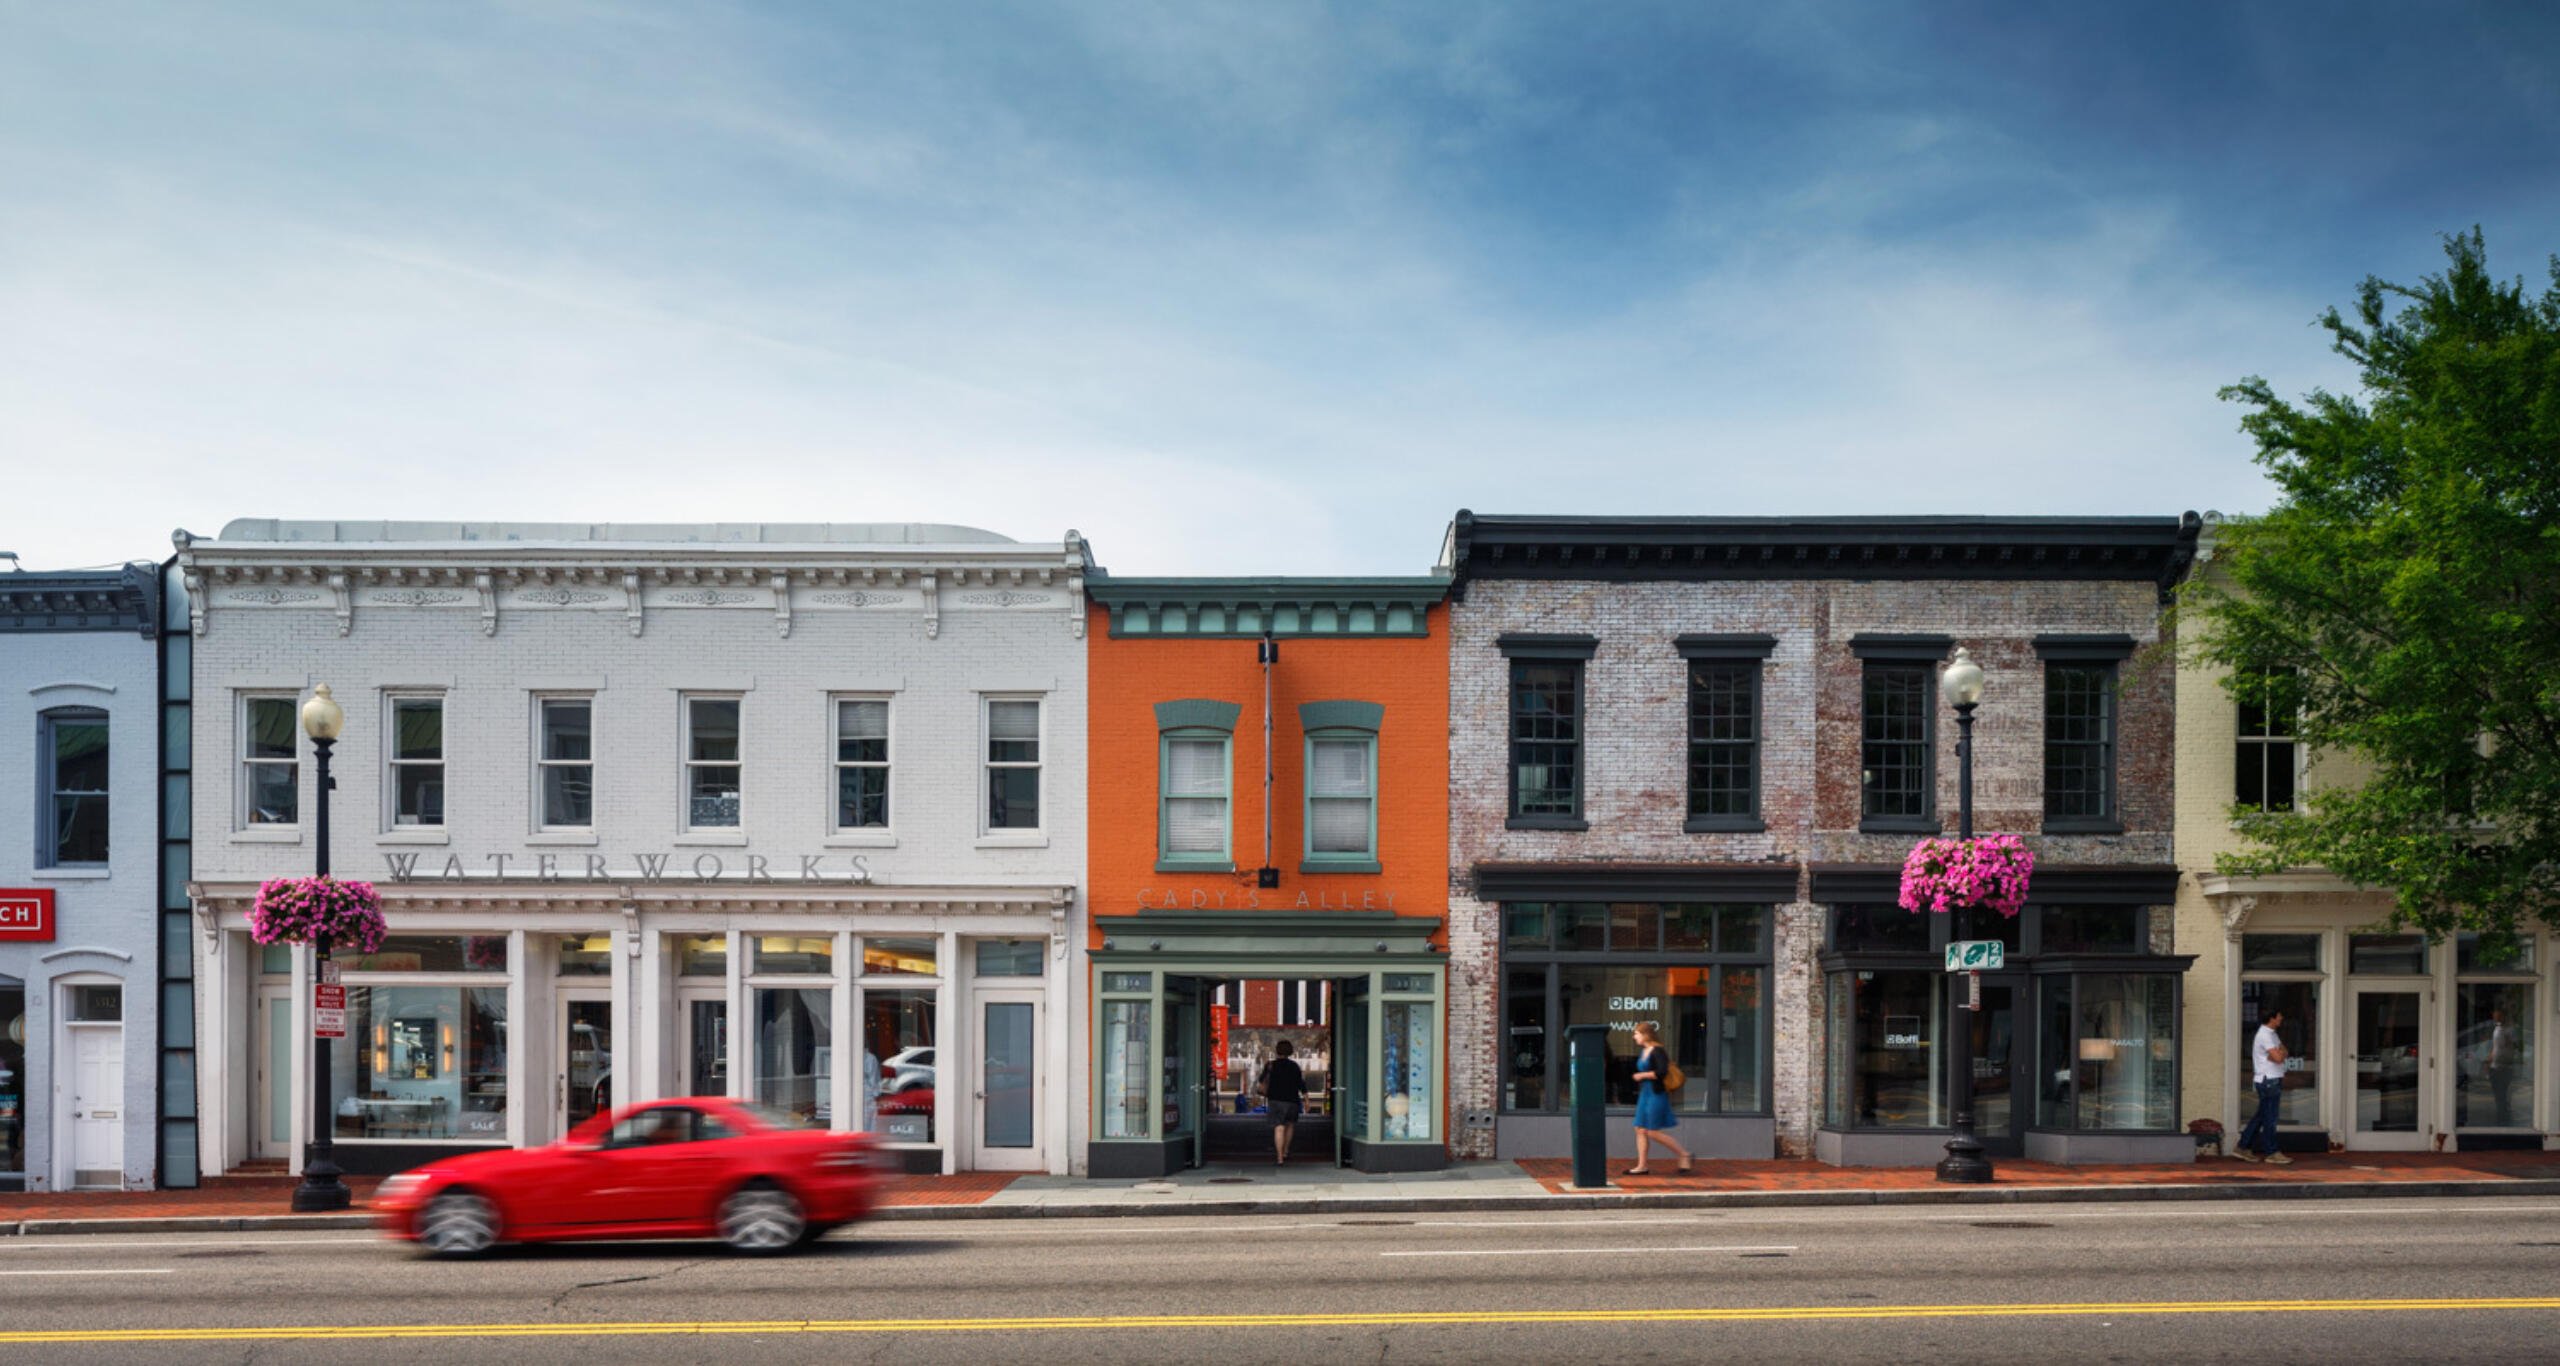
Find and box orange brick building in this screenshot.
[1083,578,1451,1176]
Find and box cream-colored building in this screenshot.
[2176,522,2548,1153]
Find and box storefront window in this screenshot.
[0,980,24,1178]
[863,987,935,1143]
[1381,1001,1434,1140]
[1824,969,1944,1129]
[1100,999,1150,1139]
[675,935,727,977]
[2241,934,2321,972]
[2457,982,2535,1130]
[2040,907,2144,956]
[554,934,611,975]
[753,988,831,1125]
[754,935,833,976]
[974,940,1045,977]
[1501,903,1771,1115]
[2458,934,2536,975]
[340,935,507,974]
[329,986,508,1141]
[2349,934,2427,976]
[2239,979,2320,1126]
[2037,974,2177,1130]
[1831,905,1928,953]
[863,936,937,976]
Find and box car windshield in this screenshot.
[735,1102,817,1131]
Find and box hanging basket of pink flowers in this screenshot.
[248,876,389,954]
[1897,834,2036,918]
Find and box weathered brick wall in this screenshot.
[1449,577,2175,1158]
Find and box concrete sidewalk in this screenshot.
[9,1150,2560,1236]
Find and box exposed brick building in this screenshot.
[1442,512,2203,1166]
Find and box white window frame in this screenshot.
[1304,730,1379,867]
[383,693,446,829]
[980,694,1045,839]
[532,695,596,833]
[830,695,894,837]
[237,692,301,831]
[1158,731,1232,867]
[681,693,745,833]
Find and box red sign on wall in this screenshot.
[0,889,54,942]
[1210,1003,1231,1081]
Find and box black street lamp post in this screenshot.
[1935,648,1995,1185]
[292,684,352,1213]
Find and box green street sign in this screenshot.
[1945,940,2006,972]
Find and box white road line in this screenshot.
[0,1237,382,1253]
[0,1268,176,1277]
[1915,1204,2560,1222]
[1382,1244,1797,1258]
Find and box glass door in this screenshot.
[1334,975,1369,1166]
[680,992,728,1099]
[2351,987,2429,1148]
[1953,975,2027,1156]
[968,991,1043,1172]
[1165,980,1202,1168]
[558,993,614,1137]
[255,985,293,1160]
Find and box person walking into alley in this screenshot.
[1626,1022,1692,1176]
[1260,1039,1306,1166]
[2237,1008,2294,1165]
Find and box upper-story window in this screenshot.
[386,695,445,827]
[1679,635,1773,833]
[1161,733,1230,862]
[39,707,108,866]
[984,697,1042,833]
[2235,666,2298,813]
[1302,699,1384,870]
[834,698,891,831]
[239,694,300,827]
[535,697,593,830]
[683,695,742,830]
[1500,635,1595,830]
[2037,636,2134,832]
[1860,661,1934,825]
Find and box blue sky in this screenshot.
[3,2,2554,574]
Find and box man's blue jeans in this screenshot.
[2239,1077,2284,1155]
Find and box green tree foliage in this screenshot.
[2185,229,2560,941]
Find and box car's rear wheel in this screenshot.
[718,1182,805,1254]
[417,1189,501,1258]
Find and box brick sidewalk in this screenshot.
[1516,1149,2560,1194]
[0,1171,1018,1223]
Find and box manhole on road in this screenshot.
[2518,1242,2560,1247]
[1207,1176,1254,1184]
[1968,1221,2054,1229]
[1338,1220,1415,1227]
[176,1250,265,1259]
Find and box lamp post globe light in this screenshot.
[1934,648,1995,1185]
[292,684,352,1212]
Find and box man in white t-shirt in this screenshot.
[2236,1009,2294,1164]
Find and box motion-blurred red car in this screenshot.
[372,1096,886,1257]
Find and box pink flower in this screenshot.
[1897,835,2035,918]
[249,876,388,953]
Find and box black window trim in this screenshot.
[1504,650,1588,830]
[2040,657,2123,834]
[1858,656,1939,833]
[1683,646,1766,833]
[38,704,110,868]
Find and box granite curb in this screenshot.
[9,1176,2560,1236]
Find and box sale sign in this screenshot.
[0,889,55,942]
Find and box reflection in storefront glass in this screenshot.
[754,988,832,1126]
[2073,975,2176,1130]
[2457,983,2534,1129]
[676,935,727,978]
[1382,1002,1433,1140]
[1505,967,1547,1111]
[0,981,25,1177]
[1101,1000,1150,1139]
[1720,967,1766,1112]
[2240,980,2320,1126]
[1825,970,1945,1129]
[328,986,508,1141]
[864,987,935,1143]
[863,937,938,977]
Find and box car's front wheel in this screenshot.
[417,1189,501,1259]
[718,1182,805,1255]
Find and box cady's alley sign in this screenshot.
[381,852,873,884]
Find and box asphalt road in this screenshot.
[7,1197,2560,1362]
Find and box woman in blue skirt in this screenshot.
[1626,1021,1692,1176]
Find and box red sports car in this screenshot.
[372,1097,886,1257]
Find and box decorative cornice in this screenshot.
[1472,862,1801,903]
[188,879,1074,919]
[0,562,160,637]
[1090,575,1446,639]
[176,535,1088,640]
[1446,510,2205,603]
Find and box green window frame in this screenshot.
[1300,700,1382,873]
[1154,699,1240,872]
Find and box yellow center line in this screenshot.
[6,1298,2560,1344]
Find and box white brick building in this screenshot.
[180,521,1089,1177]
